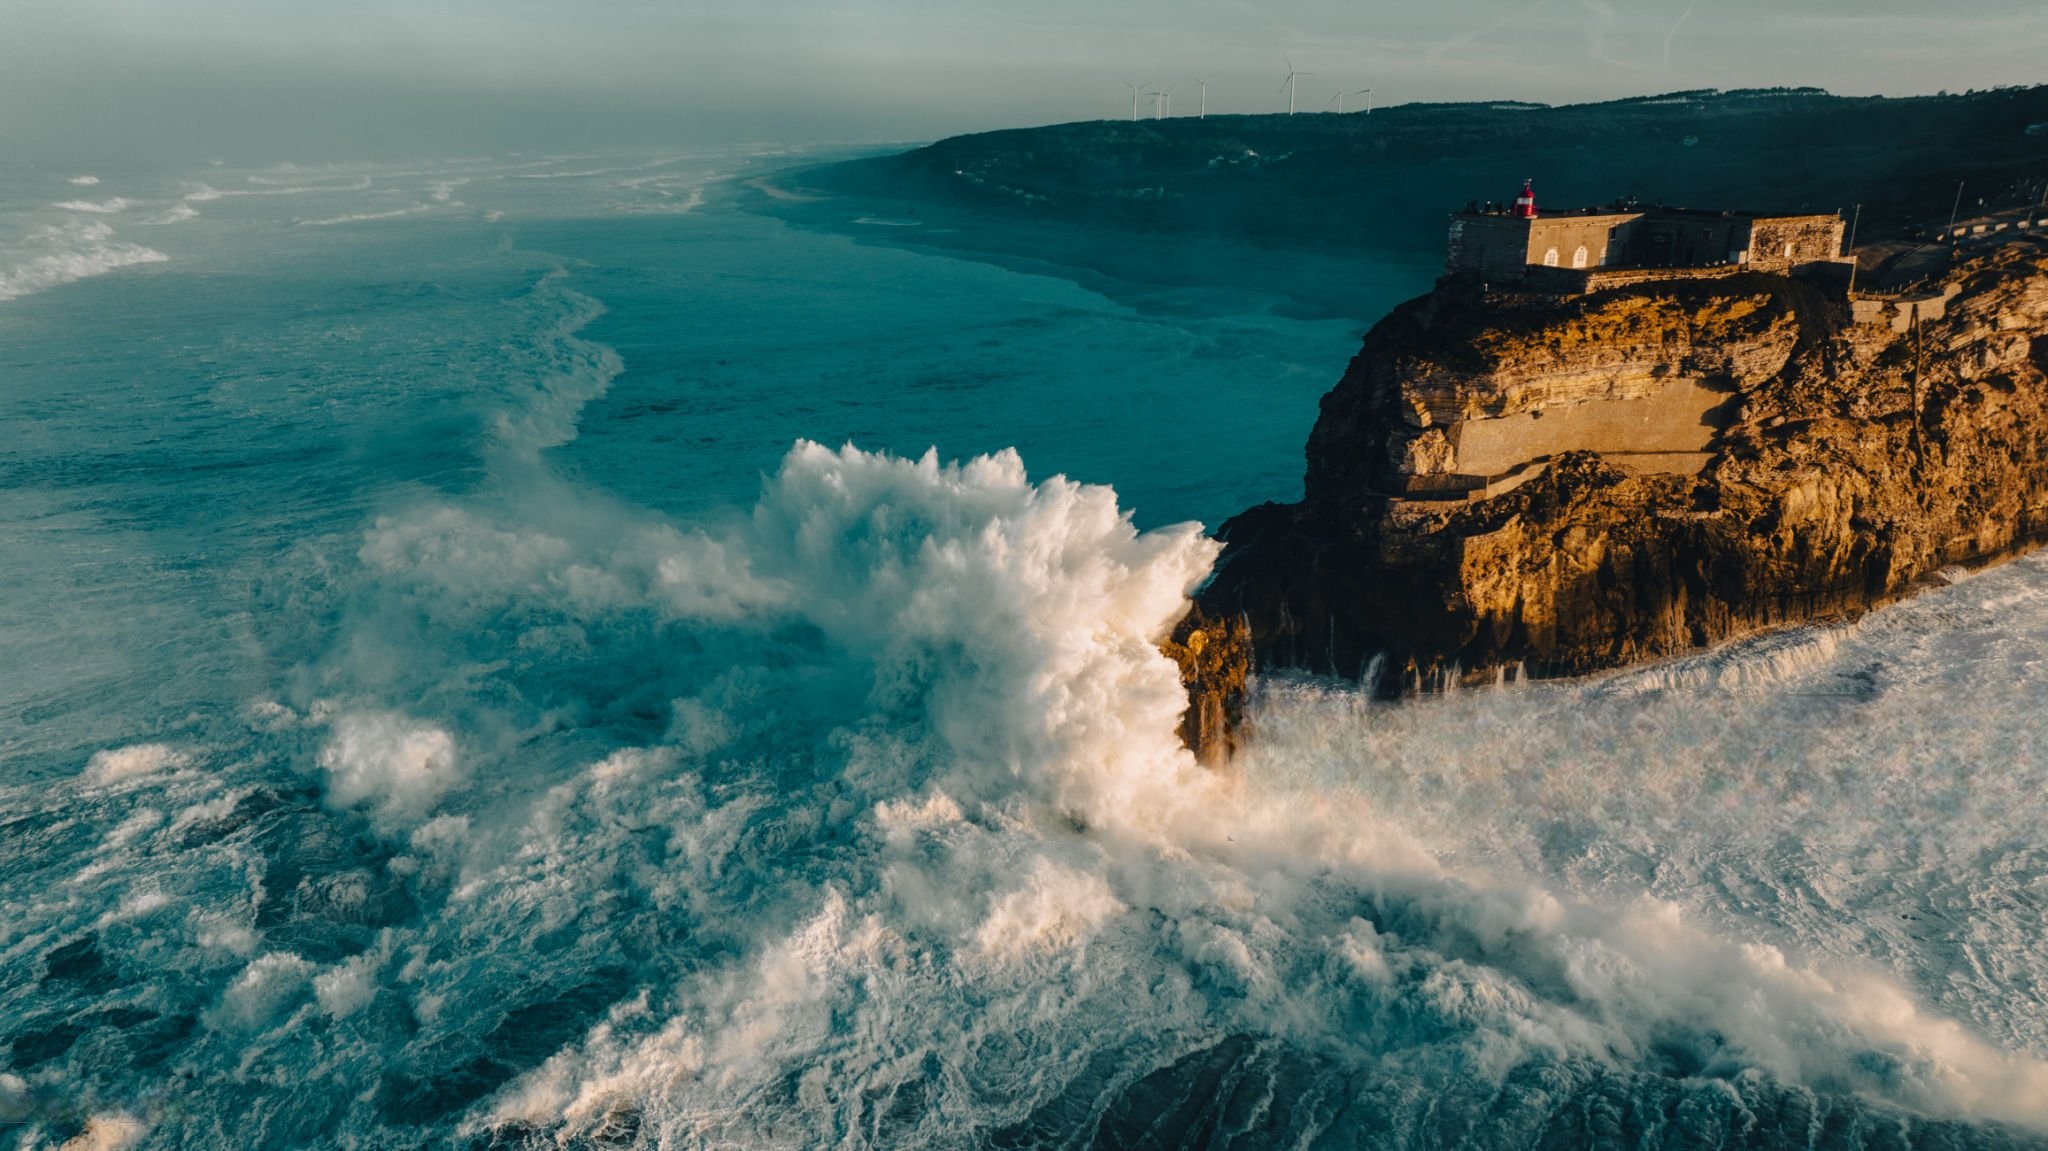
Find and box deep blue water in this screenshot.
[5,150,2048,1150]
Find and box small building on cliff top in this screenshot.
[1446,180,1846,289]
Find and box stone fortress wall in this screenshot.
[1749,215,1849,270]
[1444,214,1549,279]
[1524,215,1633,270]
[1445,193,1846,284]
[1408,188,1851,501]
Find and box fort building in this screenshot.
[1445,180,1847,285]
[1388,183,1853,503]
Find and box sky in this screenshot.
[5,0,2047,162]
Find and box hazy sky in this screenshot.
[6,0,2046,161]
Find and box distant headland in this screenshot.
[750,86,2048,321]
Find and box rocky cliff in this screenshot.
[1173,240,2048,755]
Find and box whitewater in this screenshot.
[3,150,2048,1150]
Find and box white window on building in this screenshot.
[1783,242,1795,259]
[1571,245,1589,269]
[1542,248,1560,267]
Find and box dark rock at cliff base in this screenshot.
[1176,241,2048,757]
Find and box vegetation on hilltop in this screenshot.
[802,87,2048,257]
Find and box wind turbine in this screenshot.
[1360,87,1373,114]
[1123,79,1151,122]
[1191,78,1209,118]
[1150,87,1174,119]
[1280,54,1313,115]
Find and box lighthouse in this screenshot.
[1513,179,1538,219]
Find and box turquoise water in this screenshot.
[6,150,2048,1149]
[0,153,1373,779]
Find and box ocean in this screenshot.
[4,148,2048,1149]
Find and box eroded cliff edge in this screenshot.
[1171,242,2048,758]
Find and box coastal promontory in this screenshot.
[1173,230,2048,756]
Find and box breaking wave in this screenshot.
[1590,623,1855,698]
[181,176,374,203]
[511,166,637,180]
[53,198,135,214]
[18,433,2047,1144]
[294,204,433,227]
[137,204,199,226]
[0,219,166,302]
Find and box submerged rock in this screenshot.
[1175,241,2048,759]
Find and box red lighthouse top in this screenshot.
[1513,179,1538,219]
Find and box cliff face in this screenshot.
[1178,242,2048,735]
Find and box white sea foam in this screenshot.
[138,203,199,225]
[315,948,389,1019]
[970,857,1126,962]
[68,174,100,186]
[19,413,2041,1146]
[182,175,373,202]
[83,743,189,784]
[317,711,461,831]
[56,1114,148,1151]
[246,167,316,186]
[295,204,432,227]
[244,166,379,189]
[512,166,634,180]
[618,164,717,213]
[210,952,316,1031]
[481,272,622,456]
[54,197,135,214]
[1591,622,1850,696]
[0,219,167,302]
[400,442,2048,1140]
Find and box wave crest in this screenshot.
[53,197,136,214]
[0,219,166,302]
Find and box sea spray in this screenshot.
[13,439,2045,1146]
[347,442,2048,1145]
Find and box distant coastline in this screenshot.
[736,162,1438,324]
[745,87,2048,323]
